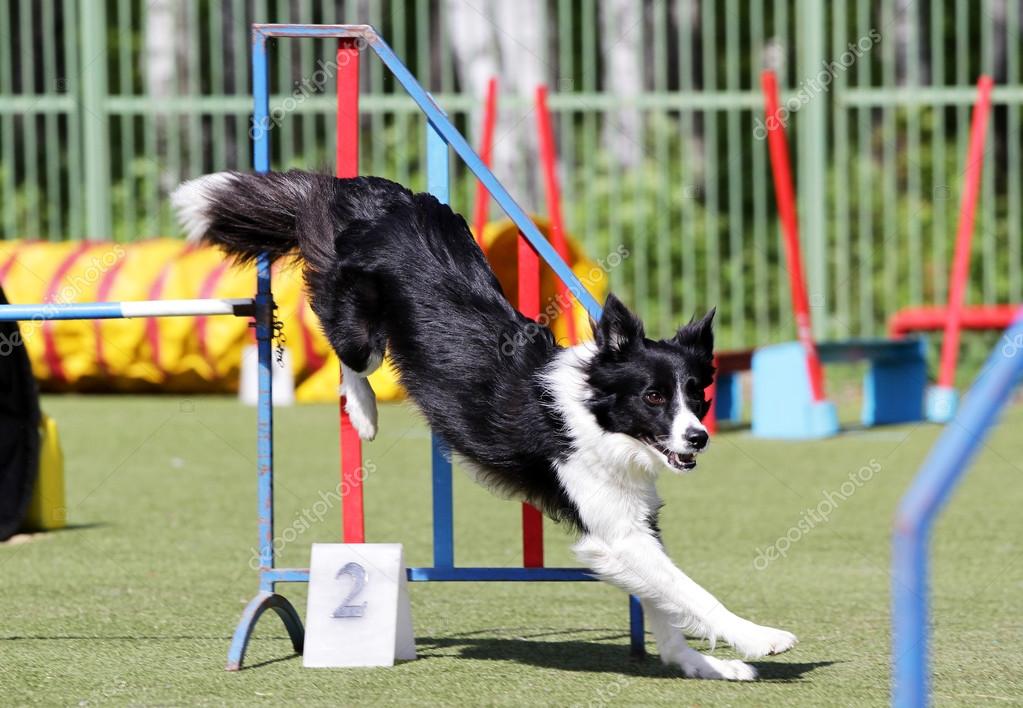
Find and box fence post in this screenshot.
[796,0,826,337]
[79,0,111,239]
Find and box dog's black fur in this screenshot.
[181,170,714,533]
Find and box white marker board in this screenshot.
[303,543,415,668]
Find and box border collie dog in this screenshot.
[173,170,796,680]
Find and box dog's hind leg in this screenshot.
[340,363,379,441]
[320,272,385,441]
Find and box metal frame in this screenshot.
[892,308,1023,707]
[227,23,644,670]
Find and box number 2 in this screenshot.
[332,562,368,618]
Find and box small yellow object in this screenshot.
[22,415,66,531]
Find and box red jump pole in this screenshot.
[761,69,827,402]
[518,227,544,567]
[471,77,498,253]
[937,75,994,390]
[535,84,578,345]
[337,38,365,543]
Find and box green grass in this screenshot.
[3,395,1022,706]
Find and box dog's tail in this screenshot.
[170,169,411,274]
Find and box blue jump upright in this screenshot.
[891,309,1023,707]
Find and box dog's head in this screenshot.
[585,294,715,474]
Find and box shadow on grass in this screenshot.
[237,653,302,671]
[2,522,107,545]
[417,630,833,682]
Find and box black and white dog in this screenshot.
[172,170,796,680]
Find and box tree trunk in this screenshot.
[446,0,546,210]
[601,0,644,169]
[144,0,184,192]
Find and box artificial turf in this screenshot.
[2,394,1021,706]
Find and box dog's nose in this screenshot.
[685,428,708,450]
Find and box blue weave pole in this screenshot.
[891,309,1023,706]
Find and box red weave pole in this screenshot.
[518,234,545,567]
[535,84,578,345]
[337,38,365,544]
[761,70,826,402]
[937,75,994,389]
[471,77,498,252]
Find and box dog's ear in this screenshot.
[593,293,645,355]
[674,307,715,355]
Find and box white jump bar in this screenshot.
[0,298,256,321]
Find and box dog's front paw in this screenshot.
[726,620,798,659]
[669,649,757,681]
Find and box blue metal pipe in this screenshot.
[0,302,123,320]
[629,595,646,656]
[252,23,604,322]
[370,37,604,321]
[251,30,276,593]
[0,299,254,321]
[427,117,456,570]
[408,567,596,582]
[261,566,598,583]
[892,309,1023,707]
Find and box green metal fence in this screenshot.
[1,0,1021,348]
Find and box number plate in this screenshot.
[303,543,415,668]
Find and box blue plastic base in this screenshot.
[807,400,840,437]
[925,386,959,423]
[714,372,743,423]
[862,338,928,426]
[751,342,839,439]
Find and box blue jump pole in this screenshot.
[251,25,275,592]
[225,26,304,671]
[892,309,1023,707]
[427,116,455,570]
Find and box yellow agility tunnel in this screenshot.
[0,219,606,402]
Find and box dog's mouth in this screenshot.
[640,437,698,472]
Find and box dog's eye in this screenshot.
[643,391,666,406]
